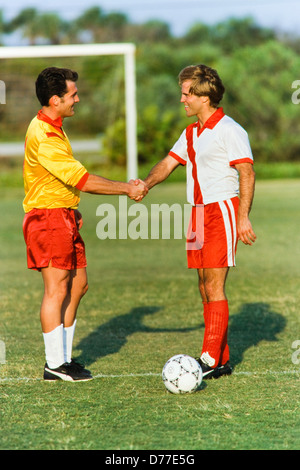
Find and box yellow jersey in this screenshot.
[23,110,89,213]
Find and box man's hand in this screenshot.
[128,179,148,201]
[235,162,256,246]
[237,216,256,245]
[74,209,83,230]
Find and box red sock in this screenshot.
[201,301,209,355]
[201,300,229,367]
[219,326,230,365]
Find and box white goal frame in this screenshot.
[0,43,138,180]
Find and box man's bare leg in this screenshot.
[40,263,90,378]
[61,268,88,363]
[197,267,229,303]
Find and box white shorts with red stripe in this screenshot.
[187,196,239,269]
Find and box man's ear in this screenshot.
[49,95,60,107]
[200,96,210,105]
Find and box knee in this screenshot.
[199,272,218,301]
[198,279,207,302]
[82,282,89,297]
[46,278,69,301]
[197,269,207,302]
[203,278,226,302]
[76,270,89,299]
[204,277,215,296]
[78,278,88,299]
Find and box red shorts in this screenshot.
[23,208,87,271]
[187,197,239,269]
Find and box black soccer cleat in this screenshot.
[43,360,93,382]
[69,358,92,376]
[195,357,232,380]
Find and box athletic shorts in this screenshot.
[23,208,87,271]
[186,197,239,269]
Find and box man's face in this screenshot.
[56,80,79,118]
[180,79,206,118]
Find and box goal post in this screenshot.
[0,43,138,180]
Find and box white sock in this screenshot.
[63,320,77,364]
[43,324,64,369]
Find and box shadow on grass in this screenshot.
[75,305,199,366]
[228,302,286,368]
[75,302,286,372]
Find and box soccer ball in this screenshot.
[162,354,203,394]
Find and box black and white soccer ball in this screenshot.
[162,354,203,394]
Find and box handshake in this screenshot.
[127,178,149,202]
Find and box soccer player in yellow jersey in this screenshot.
[23,67,148,381]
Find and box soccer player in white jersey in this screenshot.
[141,64,256,379]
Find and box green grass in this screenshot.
[0,179,299,450]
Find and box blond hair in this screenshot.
[178,64,225,107]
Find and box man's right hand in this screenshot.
[128,179,148,201]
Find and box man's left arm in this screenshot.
[235,162,256,245]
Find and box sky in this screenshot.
[1,0,300,39]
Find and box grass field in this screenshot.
[0,178,299,450]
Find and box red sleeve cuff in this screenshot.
[76,172,89,190]
[168,151,186,166]
[230,158,253,167]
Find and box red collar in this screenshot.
[37,110,64,134]
[196,107,225,137]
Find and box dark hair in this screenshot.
[178,64,225,107]
[35,67,78,106]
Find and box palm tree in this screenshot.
[9,8,39,45]
[36,13,66,45]
[8,8,67,45]
[74,6,105,43]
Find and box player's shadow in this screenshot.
[228,302,286,368]
[75,305,199,366]
[75,302,285,371]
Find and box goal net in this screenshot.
[0,43,138,180]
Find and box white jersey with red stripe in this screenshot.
[168,107,253,206]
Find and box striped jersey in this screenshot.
[23,110,89,213]
[168,108,253,206]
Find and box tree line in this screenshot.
[0,7,300,165]
[0,7,282,48]
[1,7,174,46]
